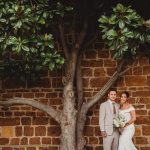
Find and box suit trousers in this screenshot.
[103,130,119,150]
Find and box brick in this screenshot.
[0,118,20,126]
[2,148,12,150]
[84,126,94,136]
[134,126,142,136]
[136,116,150,125]
[95,146,103,150]
[35,126,46,136]
[50,119,59,126]
[98,136,103,144]
[82,68,93,76]
[143,66,150,74]
[20,137,28,145]
[146,104,150,109]
[39,99,48,104]
[26,112,36,116]
[47,127,61,136]
[2,93,13,98]
[45,147,58,150]
[27,148,36,150]
[106,68,116,76]
[95,127,101,136]
[81,60,103,67]
[85,146,94,150]
[83,92,93,97]
[23,93,34,98]
[1,127,14,137]
[12,148,25,150]
[136,110,147,115]
[14,93,22,97]
[29,137,40,144]
[132,91,150,97]
[132,67,143,75]
[135,137,148,144]
[33,117,48,125]
[42,138,51,144]
[21,117,31,125]
[10,138,20,145]
[142,126,150,135]
[35,93,45,98]
[90,77,109,87]
[98,50,109,58]
[46,93,58,98]
[49,99,61,105]
[94,68,106,76]
[15,127,22,136]
[139,57,149,66]
[84,50,97,59]
[140,147,150,150]
[89,137,98,144]
[51,78,63,88]
[125,76,147,86]
[24,127,33,136]
[91,117,98,125]
[52,138,60,145]
[83,78,90,88]
[14,111,26,116]
[114,77,125,87]
[0,138,9,145]
[104,59,116,67]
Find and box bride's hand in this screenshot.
[124,122,129,128]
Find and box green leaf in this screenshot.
[98,16,109,23]
[107,29,118,37]
[22,45,29,51]
[119,20,125,29]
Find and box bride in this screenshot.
[118,91,137,150]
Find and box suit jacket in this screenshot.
[99,100,120,135]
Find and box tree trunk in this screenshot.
[60,82,77,150]
[77,104,87,150]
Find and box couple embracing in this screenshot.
[99,89,137,150]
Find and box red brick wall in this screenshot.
[0,42,150,150]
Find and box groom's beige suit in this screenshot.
[99,100,120,150]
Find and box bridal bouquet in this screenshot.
[113,114,127,128]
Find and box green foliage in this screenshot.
[0,0,71,79]
[98,3,150,59]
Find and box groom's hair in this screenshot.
[108,88,117,94]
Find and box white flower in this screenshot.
[113,114,127,128]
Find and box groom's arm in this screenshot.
[99,103,107,137]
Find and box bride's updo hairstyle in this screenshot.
[120,91,130,98]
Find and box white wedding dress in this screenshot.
[118,107,137,150]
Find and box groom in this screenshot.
[99,88,120,150]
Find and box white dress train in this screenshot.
[118,107,137,150]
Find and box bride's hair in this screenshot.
[120,91,130,98]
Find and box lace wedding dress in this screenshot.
[118,107,137,150]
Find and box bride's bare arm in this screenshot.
[126,109,136,126]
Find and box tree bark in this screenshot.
[60,82,77,150]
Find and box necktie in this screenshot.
[112,103,116,114]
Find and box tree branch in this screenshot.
[0,98,61,123]
[76,53,83,111]
[58,24,69,59]
[71,12,76,43]
[75,19,88,49]
[85,59,125,110]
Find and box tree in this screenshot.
[0,1,149,150]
